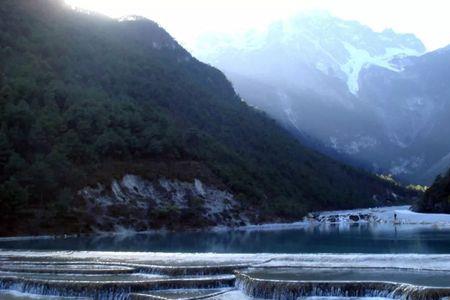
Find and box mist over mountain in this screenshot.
[195,12,425,97]
[192,12,449,184]
[359,46,450,183]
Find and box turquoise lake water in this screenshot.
[1,223,449,253]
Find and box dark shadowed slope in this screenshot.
[417,170,450,213]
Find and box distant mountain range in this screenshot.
[191,11,449,184]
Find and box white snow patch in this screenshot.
[341,43,421,95]
[315,62,329,74]
[118,16,140,22]
[388,133,409,148]
[389,156,424,175]
[277,91,306,134]
[329,136,377,154]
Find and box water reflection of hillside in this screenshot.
[0,223,449,253]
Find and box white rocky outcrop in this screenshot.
[78,174,247,232]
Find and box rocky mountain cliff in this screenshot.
[192,12,449,184]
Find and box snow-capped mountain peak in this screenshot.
[190,11,450,184]
[192,12,426,95]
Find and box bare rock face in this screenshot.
[349,215,360,222]
[78,175,248,232]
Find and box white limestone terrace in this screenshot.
[0,290,88,299]
[314,205,450,225]
[1,252,450,272]
[231,205,450,232]
[0,289,397,300]
[0,251,449,299]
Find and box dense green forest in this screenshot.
[0,0,416,235]
[417,171,450,213]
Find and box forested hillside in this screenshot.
[417,171,450,214]
[0,0,415,235]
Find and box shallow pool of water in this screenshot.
[245,267,450,287]
[209,290,391,299]
[144,288,231,299]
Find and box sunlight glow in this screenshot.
[65,0,450,51]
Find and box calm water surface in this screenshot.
[1,223,449,253]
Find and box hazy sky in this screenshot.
[65,0,450,51]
